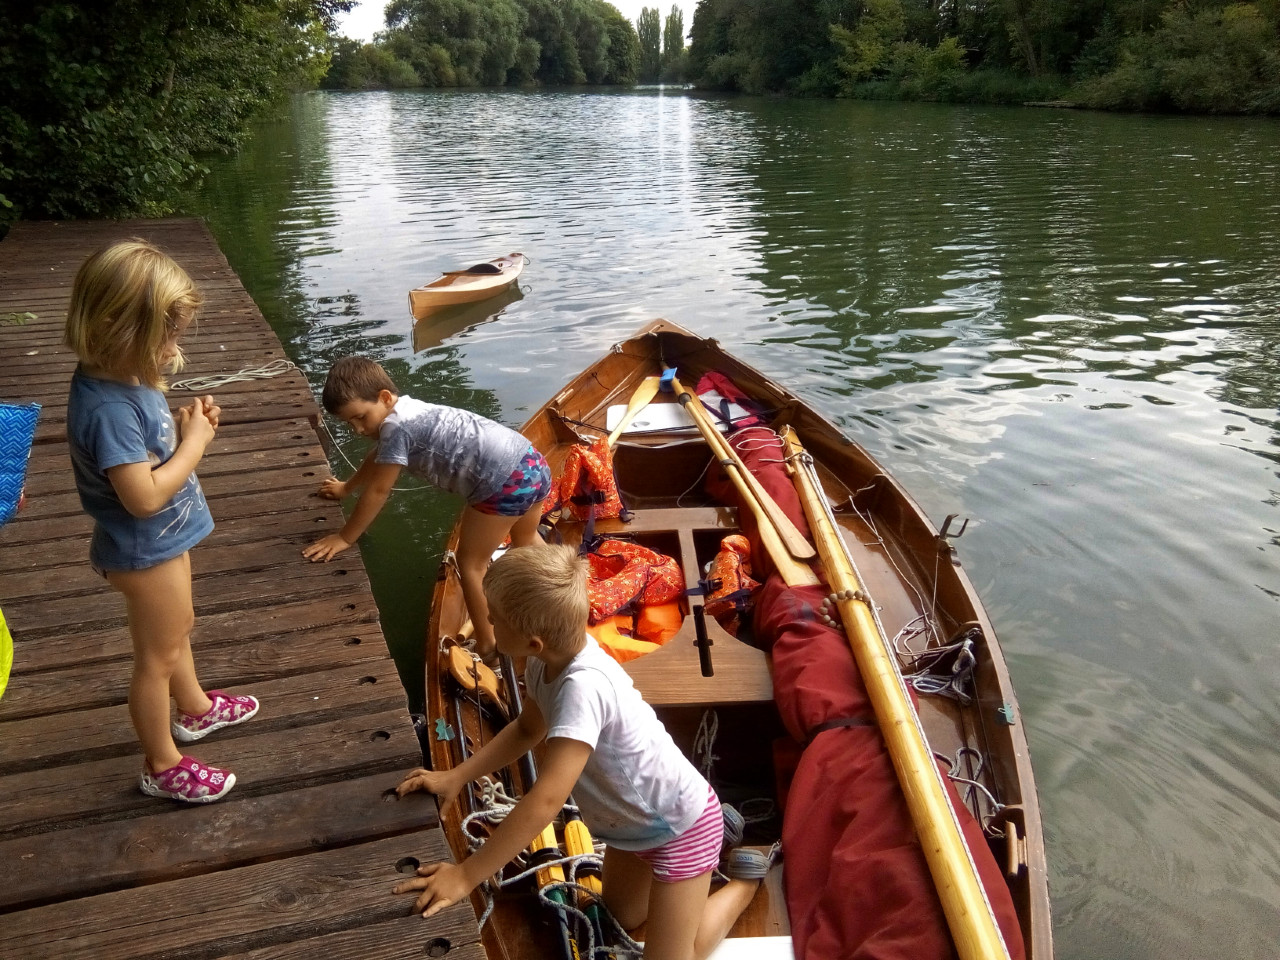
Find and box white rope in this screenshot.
[170,359,298,392]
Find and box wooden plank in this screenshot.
[0,775,439,911]
[0,657,401,769]
[0,834,482,960]
[222,918,488,960]
[5,595,381,677]
[0,610,387,720]
[4,561,372,638]
[0,706,419,839]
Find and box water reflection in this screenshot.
[411,285,524,352]
[181,91,1280,960]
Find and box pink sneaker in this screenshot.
[172,690,260,743]
[139,756,235,803]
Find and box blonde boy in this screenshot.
[394,543,763,959]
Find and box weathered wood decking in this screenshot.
[0,219,483,959]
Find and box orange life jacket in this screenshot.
[586,538,684,624]
[704,534,760,637]
[543,436,627,522]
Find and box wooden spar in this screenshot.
[606,376,662,447]
[780,425,1012,960]
[666,374,816,562]
[666,375,819,587]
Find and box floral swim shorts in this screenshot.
[472,445,552,517]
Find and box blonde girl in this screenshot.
[64,239,258,803]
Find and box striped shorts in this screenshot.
[472,445,552,517]
[631,785,723,883]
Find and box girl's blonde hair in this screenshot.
[483,543,590,653]
[64,239,202,389]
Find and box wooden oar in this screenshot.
[667,374,815,561]
[666,374,818,587]
[780,425,1012,960]
[606,375,662,447]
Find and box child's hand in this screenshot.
[393,861,475,918]
[396,768,465,808]
[302,533,352,562]
[199,395,220,429]
[316,477,348,500]
[177,398,216,448]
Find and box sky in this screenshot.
[334,1,694,43]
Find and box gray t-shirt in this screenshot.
[525,636,709,850]
[374,395,530,503]
[67,369,214,571]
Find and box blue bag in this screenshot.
[0,402,41,528]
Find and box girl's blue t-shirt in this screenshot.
[67,369,214,570]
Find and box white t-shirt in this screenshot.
[525,636,709,851]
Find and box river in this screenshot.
[180,89,1280,959]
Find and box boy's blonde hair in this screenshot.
[483,543,590,653]
[321,356,399,413]
[64,239,202,389]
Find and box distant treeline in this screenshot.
[330,0,1280,115]
[688,0,1280,112]
[321,1,686,89]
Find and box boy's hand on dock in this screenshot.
[396,768,463,809]
[316,477,348,500]
[302,533,351,562]
[393,861,474,919]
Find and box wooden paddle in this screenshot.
[606,375,662,447]
[667,373,815,561]
[666,374,818,587]
[443,643,508,721]
[780,425,1012,960]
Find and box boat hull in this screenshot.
[408,252,524,320]
[423,320,1051,960]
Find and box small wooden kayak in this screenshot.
[423,319,1052,960]
[408,252,525,320]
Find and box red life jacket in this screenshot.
[585,538,684,624]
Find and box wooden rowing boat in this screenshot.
[424,319,1051,960]
[408,252,525,320]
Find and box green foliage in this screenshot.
[323,38,421,89]
[1072,3,1280,113]
[340,0,636,88]
[684,0,1278,112]
[638,7,663,81]
[0,0,348,225]
[662,5,686,80]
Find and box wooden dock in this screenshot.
[0,219,484,959]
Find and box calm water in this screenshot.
[181,90,1280,959]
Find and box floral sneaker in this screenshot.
[172,690,260,743]
[139,756,235,803]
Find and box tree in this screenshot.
[638,6,663,81]
[663,5,685,64]
[0,0,350,227]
